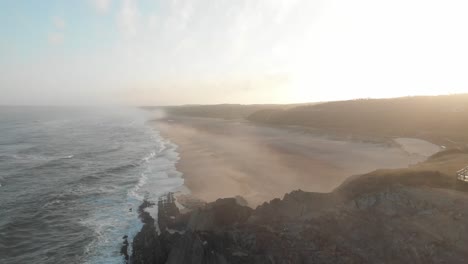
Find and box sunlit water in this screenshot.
[0,106,183,264]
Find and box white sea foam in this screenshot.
[83,127,184,264]
[42,199,61,208]
[0,106,181,264]
[129,135,183,219]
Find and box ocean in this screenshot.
[0,106,183,264]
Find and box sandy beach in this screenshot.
[154,117,441,207]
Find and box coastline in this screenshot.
[127,116,468,263]
[151,116,440,207]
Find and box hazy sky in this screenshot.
[1,0,468,105]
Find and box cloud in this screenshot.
[118,0,140,38]
[48,16,65,46]
[10,0,468,106]
[91,0,112,13]
[48,32,64,45]
[147,14,158,30]
[52,16,66,30]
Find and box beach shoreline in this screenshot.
[152,116,441,207]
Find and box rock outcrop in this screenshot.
[131,168,468,263]
[131,201,165,264]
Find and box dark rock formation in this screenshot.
[131,200,165,264]
[131,170,468,263]
[121,235,129,263]
[186,197,252,231]
[158,194,185,231]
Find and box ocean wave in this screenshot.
[104,163,139,175]
[141,151,156,163]
[82,128,184,264]
[0,108,186,264]
[0,153,76,167]
[73,146,124,158]
[75,163,139,185]
[0,106,181,264]
[41,199,61,208]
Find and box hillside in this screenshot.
[247,94,468,147]
[144,103,319,120]
[146,94,468,147]
[142,104,280,120]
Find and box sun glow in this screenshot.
[1,0,468,105]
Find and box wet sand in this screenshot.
[154,117,441,207]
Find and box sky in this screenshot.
[1,0,468,106]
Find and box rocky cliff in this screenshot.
[131,152,468,263]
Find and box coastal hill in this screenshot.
[131,147,468,263]
[160,104,281,120]
[155,94,468,147]
[144,102,317,120]
[248,94,468,147]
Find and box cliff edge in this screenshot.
[131,149,468,263]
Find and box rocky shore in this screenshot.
[129,149,468,263]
